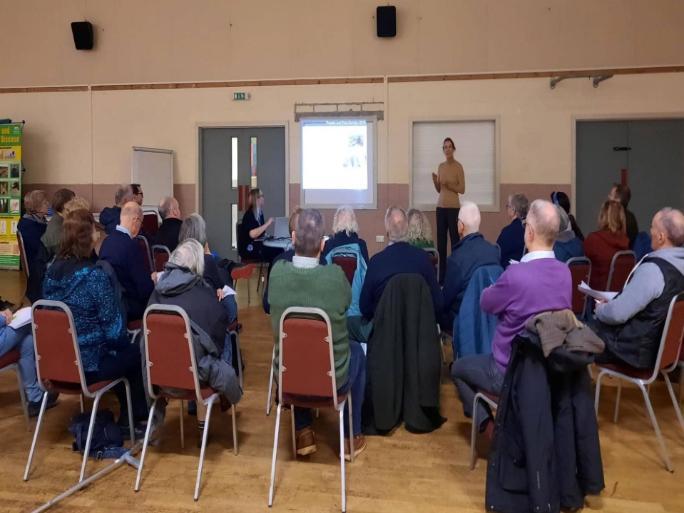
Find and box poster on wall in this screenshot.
[0,123,22,269]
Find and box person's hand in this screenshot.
[431,172,439,183]
[266,217,274,227]
[1,309,12,324]
[151,272,158,283]
[204,242,211,255]
[216,289,225,301]
[594,298,607,306]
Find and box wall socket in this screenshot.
[375,235,385,243]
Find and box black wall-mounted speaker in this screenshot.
[71,21,94,50]
[376,6,396,38]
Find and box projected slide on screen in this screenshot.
[301,118,376,208]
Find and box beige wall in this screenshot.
[2,0,684,88]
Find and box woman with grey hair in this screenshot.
[406,208,435,249]
[496,193,529,268]
[148,239,242,420]
[553,206,584,262]
[179,213,237,323]
[322,205,369,264]
[17,189,49,265]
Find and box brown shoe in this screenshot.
[296,428,317,456]
[344,435,367,461]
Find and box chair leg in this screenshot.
[234,331,244,389]
[179,400,185,449]
[339,404,347,513]
[613,381,622,424]
[23,390,48,481]
[194,397,216,501]
[134,399,158,492]
[122,379,135,446]
[470,394,480,471]
[594,371,606,416]
[268,404,282,507]
[79,394,85,413]
[638,382,673,472]
[347,394,354,463]
[79,394,103,482]
[231,404,238,455]
[290,406,297,459]
[662,372,684,435]
[13,366,29,429]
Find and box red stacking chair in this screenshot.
[135,235,154,274]
[332,255,357,285]
[151,244,171,273]
[594,293,684,472]
[606,250,636,292]
[0,348,29,428]
[135,304,238,501]
[24,300,135,483]
[567,257,592,316]
[424,247,439,279]
[231,263,256,306]
[268,307,355,512]
[142,211,159,237]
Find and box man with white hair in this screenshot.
[154,196,182,251]
[99,201,154,321]
[360,206,444,325]
[442,201,500,326]
[451,199,571,435]
[591,208,684,369]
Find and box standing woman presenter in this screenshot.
[432,137,465,283]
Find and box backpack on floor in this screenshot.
[68,409,126,459]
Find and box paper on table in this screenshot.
[222,285,236,296]
[577,281,618,302]
[9,306,32,329]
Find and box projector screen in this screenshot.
[300,117,376,208]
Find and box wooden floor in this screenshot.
[1,269,684,513]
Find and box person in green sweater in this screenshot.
[268,208,367,460]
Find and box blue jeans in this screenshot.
[0,324,43,403]
[294,340,366,438]
[221,295,238,324]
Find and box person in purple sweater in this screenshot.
[451,199,572,434]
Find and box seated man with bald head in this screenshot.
[99,201,154,321]
[452,199,571,435]
[442,201,501,326]
[591,208,684,369]
[360,206,444,325]
[154,196,182,251]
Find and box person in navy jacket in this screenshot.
[496,193,528,268]
[98,202,154,321]
[360,206,444,327]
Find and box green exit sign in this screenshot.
[233,92,250,101]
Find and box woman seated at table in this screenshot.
[238,188,282,264]
[43,208,148,435]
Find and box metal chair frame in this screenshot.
[469,392,498,470]
[151,244,171,273]
[24,300,135,483]
[594,293,684,472]
[268,307,353,512]
[606,250,636,292]
[0,351,30,428]
[135,304,238,501]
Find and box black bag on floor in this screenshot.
[68,409,125,459]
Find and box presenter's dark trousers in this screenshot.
[436,206,459,284]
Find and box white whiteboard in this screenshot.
[131,147,174,209]
[412,120,497,210]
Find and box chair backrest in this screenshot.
[31,300,87,391]
[151,245,171,273]
[136,235,153,274]
[606,250,636,292]
[567,256,592,315]
[332,255,357,285]
[16,230,29,279]
[142,211,159,236]
[278,307,339,407]
[143,304,202,400]
[655,293,684,376]
[231,263,255,282]
[424,247,439,277]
